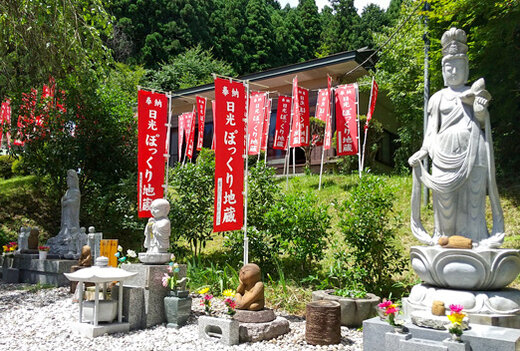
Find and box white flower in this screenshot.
[117,245,123,252]
[170,253,175,261]
[127,249,137,258]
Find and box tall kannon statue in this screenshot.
[408,27,504,249]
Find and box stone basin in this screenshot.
[410,246,520,290]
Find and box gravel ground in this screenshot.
[0,282,363,351]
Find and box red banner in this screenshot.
[261,98,272,152]
[366,78,379,126]
[290,86,309,147]
[213,78,246,232]
[247,92,266,155]
[185,111,196,160]
[273,96,292,150]
[335,84,359,156]
[178,113,186,162]
[196,96,207,151]
[211,100,216,150]
[0,100,11,147]
[137,90,168,218]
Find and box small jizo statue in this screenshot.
[235,263,265,311]
[77,245,92,267]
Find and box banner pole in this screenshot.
[243,80,250,265]
[164,93,173,198]
[292,148,296,175]
[361,78,374,172]
[285,78,296,191]
[355,84,362,178]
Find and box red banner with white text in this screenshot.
[178,113,186,162]
[247,92,266,155]
[213,78,246,232]
[273,96,292,150]
[137,90,168,217]
[366,78,378,127]
[196,96,207,150]
[261,98,272,152]
[290,86,309,147]
[315,89,331,148]
[335,84,358,156]
[185,111,196,160]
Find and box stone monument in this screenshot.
[363,28,520,351]
[87,226,102,263]
[27,228,39,251]
[17,227,29,253]
[138,198,171,264]
[47,169,81,258]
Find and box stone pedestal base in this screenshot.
[233,308,275,323]
[239,316,290,342]
[138,252,170,264]
[114,263,186,330]
[71,321,130,338]
[1,254,75,286]
[363,317,520,351]
[403,284,520,329]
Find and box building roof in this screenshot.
[170,49,376,117]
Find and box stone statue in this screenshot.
[47,169,81,257]
[77,245,92,267]
[138,198,171,264]
[408,27,504,249]
[27,228,39,250]
[235,263,265,311]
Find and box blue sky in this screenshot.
[277,0,391,14]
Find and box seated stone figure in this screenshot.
[77,245,92,267]
[235,263,265,311]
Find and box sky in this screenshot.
[277,0,391,13]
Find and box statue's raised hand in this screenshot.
[408,149,428,167]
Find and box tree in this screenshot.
[145,45,236,91]
[297,0,322,59]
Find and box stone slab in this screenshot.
[111,285,146,330]
[443,338,470,351]
[385,331,412,351]
[71,321,130,338]
[364,317,520,351]
[1,255,75,286]
[198,316,239,346]
[233,308,275,323]
[239,316,290,343]
[410,310,468,330]
[4,268,20,283]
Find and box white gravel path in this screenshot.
[0,282,363,351]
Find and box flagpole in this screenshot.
[285,78,296,191]
[164,92,173,198]
[243,80,250,265]
[361,78,374,172]
[356,84,362,178]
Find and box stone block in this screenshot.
[111,285,145,330]
[198,316,239,346]
[164,295,192,329]
[385,331,412,351]
[1,254,75,286]
[71,321,130,338]
[442,338,470,351]
[364,317,520,351]
[401,337,448,351]
[233,308,275,323]
[4,268,20,283]
[239,316,290,343]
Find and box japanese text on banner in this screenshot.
[247,92,266,155]
[196,96,207,151]
[213,78,246,232]
[290,86,309,147]
[261,98,272,152]
[315,89,331,149]
[273,96,292,150]
[185,111,196,160]
[335,84,359,156]
[137,90,168,218]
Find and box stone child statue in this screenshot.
[408,27,504,249]
[235,263,265,311]
[17,226,29,253]
[143,198,171,253]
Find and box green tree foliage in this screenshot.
[336,174,406,295]
[297,0,322,60]
[145,45,236,91]
[324,0,364,53]
[168,148,215,257]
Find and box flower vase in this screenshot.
[450,332,462,342]
[39,251,48,260]
[164,290,191,329]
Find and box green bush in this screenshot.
[168,148,215,256]
[336,174,406,296]
[0,155,15,179]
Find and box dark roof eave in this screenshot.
[172,49,374,98]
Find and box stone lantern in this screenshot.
[64,256,137,338]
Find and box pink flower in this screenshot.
[449,304,464,313]
[161,273,169,288]
[385,307,399,315]
[378,300,393,309]
[204,294,213,300]
[228,300,236,309]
